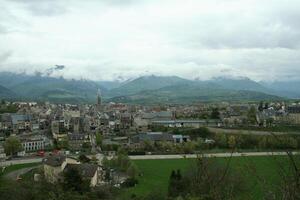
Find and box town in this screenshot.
[1,91,300,191]
[1,0,300,199]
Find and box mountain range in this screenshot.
[0,72,298,104]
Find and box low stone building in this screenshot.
[43,155,104,187]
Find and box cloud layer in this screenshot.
[0,0,300,81]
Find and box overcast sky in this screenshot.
[0,0,300,81]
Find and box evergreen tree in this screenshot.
[211,107,220,119]
[258,101,264,112]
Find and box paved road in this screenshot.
[0,158,43,167]
[129,151,299,160]
[4,165,40,180]
[0,152,298,166]
[208,127,300,135]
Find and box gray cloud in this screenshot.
[10,0,67,16]
[0,51,12,63]
[0,0,300,81]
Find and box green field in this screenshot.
[0,163,41,177]
[122,156,298,199]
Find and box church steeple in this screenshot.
[96,89,102,107]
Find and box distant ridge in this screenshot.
[0,72,292,104]
[0,85,16,99]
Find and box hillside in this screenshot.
[0,72,106,103]
[109,83,283,104]
[0,72,290,104]
[107,75,192,96]
[0,85,16,99]
[209,77,271,93]
[261,81,300,98]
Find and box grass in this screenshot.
[0,163,41,177]
[122,156,298,199]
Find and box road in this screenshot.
[0,158,43,167]
[4,166,40,180]
[129,151,298,160]
[208,127,300,135]
[0,151,298,166]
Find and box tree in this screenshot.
[143,139,155,152]
[168,169,184,197]
[247,106,257,125]
[264,102,269,110]
[228,135,236,149]
[168,157,244,199]
[127,163,139,179]
[63,167,90,193]
[95,132,102,147]
[214,133,227,148]
[258,101,264,112]
[211,107,220,119]
[183,141,196,154]
[4,136,22,156]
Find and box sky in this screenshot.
[0,0,300,81]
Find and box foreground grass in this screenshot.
[0,163,41,177]
[122,156,298,199]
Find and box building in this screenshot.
[0,114,12,131]
[131,132,174,144]
[63,163,103,187]
[68,133,89,150]
[20,134,47,152]
[51,120,66,139]
[43,155,103,187]
[11,114,32,133]
[0,144,6,160]
[152,119,221,128]
[172,135,190,143]
[43,155,79,183]
[287,106,300,124]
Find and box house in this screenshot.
[287,106,300,124]
[172,135,190,143]
[11,114,32,133]
[120,113,133,129]
[43,155,103,187]
[63,163,103,187]
[43,155,77,183]
[68,133,89,150]
[51,120,66,140]
[133,117,149,133]
[0,114,12,131]
[141,111,174,125]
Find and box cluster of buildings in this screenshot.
[0,93,300,160]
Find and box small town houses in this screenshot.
[43,154,105,187]
[0,99,300,160]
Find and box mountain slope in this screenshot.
[0,85,16,99]
[107,75,192,96]
[208,77,271,93]
[261,81,300,98]
[0,72,289,104]
[110,83,283,104]
[10,76,105,103]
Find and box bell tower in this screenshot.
[96,89,102,108]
